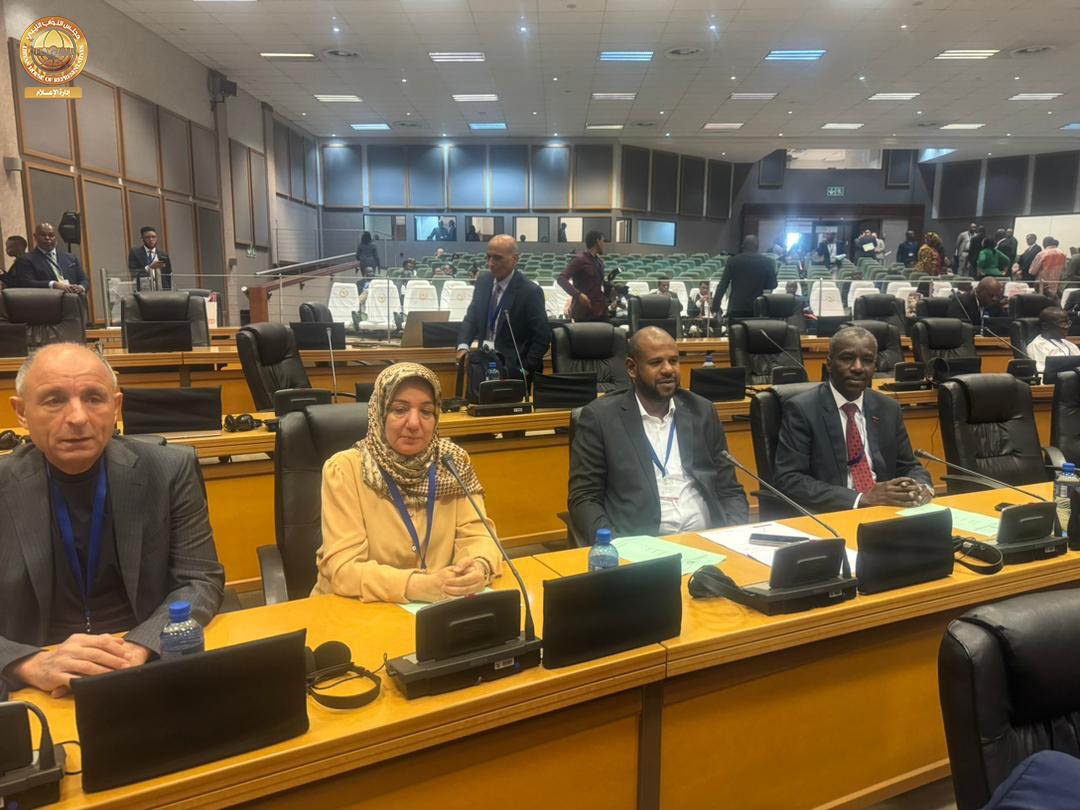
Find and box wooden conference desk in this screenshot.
[18,485,1080,809]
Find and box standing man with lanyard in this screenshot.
[456,234,550,380]
[127,226,172,290]
[557,230,609,322]
[10,222,88,294]
[568,326,749,540]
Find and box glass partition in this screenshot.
[465,216,505,242]
[513,216,550,243]
[415,215,457,241]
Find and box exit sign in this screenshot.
[826,185,846,197]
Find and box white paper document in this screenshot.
[699,521,858,570]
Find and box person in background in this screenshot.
[3,235,27,286]
[355,231,381,273]
[855,229,876,259]
[786,280,809,311]
[127,226,172,290]
[1017,233,1041,280]
[465,224,479,242]
[1031,237,1068,297]
[977,235,1011,277]
[955,222,977,276]
[947,276,1007,328]
[687,280,720,335]
[557,230,608,322]
[770,236,787,259]
[313,363,500,603]
[10,222,87,294]
[896,231,920,266]
[427,221,450,241]
[998,228,1018,264]
[655,278,683,313]
[873,232,886,263]
[0,344,224,695]
[815,233,841,268]
[558,222,568,243]
[401,258,417,278]
[568,327,748,540]
[446,219,457,241]
[1027,306,1080,373]
[965,226,987,277]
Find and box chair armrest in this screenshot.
[257,544,289,605]
[942,474,994,495]
[1044,445,1067,472]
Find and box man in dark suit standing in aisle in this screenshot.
[557,229,608,322]
[0,343,224,696]
[715,235,777,324]
[773,326,934,514]
[10,222,88,293]
[1017,233,1041,280]
[456,234,551,380]
[568,326,749,541]
[127,226,172,290]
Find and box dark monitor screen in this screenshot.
[126,321,193,353]
[290,321,346,350]
[690,367,747,402]
[1043,354,1080,384]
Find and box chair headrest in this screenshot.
[920,298,952,317]
[958,589,1080,725]
[0,288,66,323]
[1009,293,1055,319]
[135,291,191,320]
[636,294,678,318]
[953,373,1028,423]
[849,319,892,347]
[857,294,898,317]
[241,322,296,364]
[920,317,966,349]
[744,320,792,353]
[758,294,798,317]
[771,381,819,403]
[304,403,370,461]
[561,322,619,359]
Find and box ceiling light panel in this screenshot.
[586,124,624,129]
[1009,93,1062,101]
[468,122,506,129]
[821,123,864,129]
[591,93,636,100]
[599,51,653,61]
[350,123,390,130]
[935,49,998,59]
[730,92,777,100]
[703,122,743,130]
[868,92,920,101]
[429,52,485,62]
[940,123,986,129]
[315,94,362,102]
[453,94,498,102]
[1059,123,1080,130]
[260,53,317,61]
[765,50,826,61]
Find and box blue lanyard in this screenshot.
[48,459,108,634]
[380,464,437,569]
[647,411,677,477]
[487,286,506,334]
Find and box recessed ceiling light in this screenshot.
[401,78,407,83]
[1060,123,1080,130]
[703,122,743,130]
[1015,76,1021,80]
[659,111,665,115]
[900,24,908,29]
[592,92,636,100]
[721,152,726,156]
[469,122,507,129]
[331,133,336,137]
[1009,93,1062,100]
[553,132,559,136]
[532,111,537,115]
[406,112,411,116]
[730,76,736,81]
[350,123,390,130]
[314,94,362,102]
[599,51,653,61]
[787,110,793,114]
[429,52,485,62]
[916,110,924,115]
[552,76,559,81]
[987,152,992,156]
[766,50,826,61]
[869,92,920,101]
[332,26,340,32]
[586,124,624,129]
[442,132,447,136]
[730,92,777,100]
[935,49,998,59]
[301,112,306,116]
[822,122,864,129]
[778,132,784,136]
[858,75,866,80]
[940,123,986,129]
[260,52,317,60]
[520,26,527,32]
[708,24,717,30]
[453,94,499,102]
[665,132,671,136]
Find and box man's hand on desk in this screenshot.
[860,478,934,508]
[10,633,145,697]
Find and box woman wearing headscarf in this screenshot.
[312,363,500,603]
[916,232,943,277]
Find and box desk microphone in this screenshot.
[502,309,528,385]
[720,449,851,579]
[326,325,339,403]
[913,449,1047,502]
[755,328,807,374]
[441,455,536,642]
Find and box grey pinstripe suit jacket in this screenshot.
[0,437,225,688]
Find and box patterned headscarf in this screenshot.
[356,362,483,507]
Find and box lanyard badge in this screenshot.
[49,458,108,633]
[381,464,437,569]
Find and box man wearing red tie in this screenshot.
[773,326,934,513]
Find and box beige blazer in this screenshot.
[312,448,501,603]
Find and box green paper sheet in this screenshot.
[613,535,726,576]
[898,504,1000,537]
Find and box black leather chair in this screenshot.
[853,293,907,335]
[121,291,210,348]
[754,293,806,333]
[1051,370,1080,464]
[1008,293,1056,358]
[938,373,1062,494]
[939,589,1080,810]
[910,318,977,366]
[729,320,804,384]
[0,288,85,348]
[845,319,903,373]
[915,298,952,319]
[749,382,820,519]
[236,322,314,411]
[550,322,629,393]
[629,294,681,338]
[259,403,370,603]
[299,302,333,322]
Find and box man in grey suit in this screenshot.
[0,344,224,695]
[568,326,749,541]
[773,326,934,514]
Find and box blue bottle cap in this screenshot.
[488,361,496,368]
[1065,462,1077,475]
[168,601,192,622]
[595,528,612,544]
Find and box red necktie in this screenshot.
[841,402,875,493]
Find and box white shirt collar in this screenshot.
[829,382,864,415]
[494,269,515,293]
[636,393,676,423]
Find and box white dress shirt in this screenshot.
[636,394,710,534]
[1027,333,1080,373]
[830,383,875,507]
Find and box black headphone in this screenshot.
[304,641,381,710]
[0,430,31,451]
[687,566,754,603]
[224,414,265,433]
[952,536,1004,575]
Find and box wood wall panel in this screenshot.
[120,92,160,187]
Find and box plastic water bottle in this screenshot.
[1054,462,1080,534]
[160,601,205,658]
[588,528,619,572]
[703,353,715,368]
[485,361,501,382]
